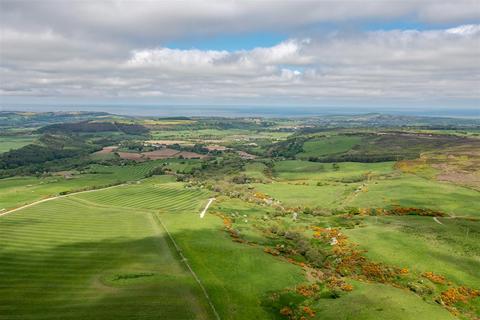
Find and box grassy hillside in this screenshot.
[345,216,480,288]
[0,135,37,153]
[0,161,184,210]
[0,195,213,319]
[297,135,362,159]
[74,179,305,319]
[1,115,479,320]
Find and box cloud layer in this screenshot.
[1,1,479,107]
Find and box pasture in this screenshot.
[297,135,362,159]
[74,179,305,319]
[344,216,480,288]
[0,193,214,319]
[350,174,480,217]
[312,280,455,320]
[1,113,479,320]
[213,198,457,320]
[0,161,166,210]
[0,135,37,153]
[273,160,395,181]
[254,181,352,208]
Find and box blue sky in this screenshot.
[167,32,287,51]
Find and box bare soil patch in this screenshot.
[142,148,180,159]
[117,152,145,161]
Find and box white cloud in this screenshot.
[446,24,480,35]
[0,0,479,106]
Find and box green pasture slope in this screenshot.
[0,160,200,211]
[273,160,395,181]
[212,198,456,320]
[76,178,305,319]
[345,216,480,289]
[266,160,480,216]
[312,280,455,320]
[297,135,362,159]
[254,181,351,208]
[1,161,477,319]
[0,135,37,153]
[0,176,305,319]
[0,177,214,320]
[349,174,480,217]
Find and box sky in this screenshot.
[0,0,479,111]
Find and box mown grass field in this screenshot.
[0,187,214,319]
[75,179,306,319]
[0,175,306,319]
[0,160,200,210]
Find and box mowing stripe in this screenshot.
[0,183,126,217]
[152,213,221,320]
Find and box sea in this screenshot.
[1,104,479,119]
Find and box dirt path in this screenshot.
[342,182,368,207]
[200,198,215,218]
[433,217,444,225]
[0,183,125,217]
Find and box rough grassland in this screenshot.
[297,135,362,158]
[273,160,395,181]
[313,280,455,320]
[0,196,213,320]
[254,182,352,208]
[213,198,456,320]
[344,216,480,288]
[350,174,480,217]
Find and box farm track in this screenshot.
[200,198,215,218]
[341,181,369,207]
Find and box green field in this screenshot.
[345,216,480,288]
[0,135,37,153]
[254,181,351,208]
[0,186,214,319]
[265,160,480,216]
[2,112,480,320]
[0,160,202,211]
[297,135,362,159]
[312,280,455,320]
[0,177,307,319]
[273,160,395,181]
[210,198,457,320]
[75,180,305,319]
[350,174,480,217]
